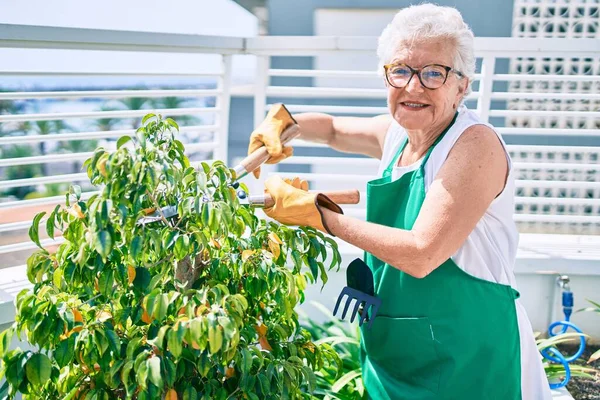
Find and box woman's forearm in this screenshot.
[293,113,335,144]
[321,208,436,278]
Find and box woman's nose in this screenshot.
[405,74,425,93]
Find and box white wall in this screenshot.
[314,8,397,89]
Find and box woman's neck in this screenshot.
[399,112,455,166]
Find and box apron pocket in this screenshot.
[362,316,440,394]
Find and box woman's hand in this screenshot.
[263,176,342,235]
[248,104,296,178]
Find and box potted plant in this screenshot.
[0,114,343,399]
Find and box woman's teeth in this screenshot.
[403,102,427,108]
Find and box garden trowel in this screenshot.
[333,258,381,329]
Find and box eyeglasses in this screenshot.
[383,63,464,90]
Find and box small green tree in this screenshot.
[0,114,343,399]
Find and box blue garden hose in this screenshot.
[541,276,586,389]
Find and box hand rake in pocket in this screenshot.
[333,258,381,329]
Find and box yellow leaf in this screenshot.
[97,157,108,177]
[210,238,221,249]
[127,265,136,285]
[225,367,235,379]
[268,232,283,245]
[588,349,600,364]
[254,324,267,337]
[72,308,83,323]
[268,240,280,260]
[142,207,156,215]
[141,309,153,324]
[165,389,178,400]
[68,204,85,219]
[259,336,272,352]
[241,250,255,262]
[97,310,112,322]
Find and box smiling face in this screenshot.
[386,40,468,133]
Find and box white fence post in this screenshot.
[216,54,233,163]
[254,55,269,127]
[476,56,496,123]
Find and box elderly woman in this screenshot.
[248,4,551,399]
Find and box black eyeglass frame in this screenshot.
[383,63,464,90]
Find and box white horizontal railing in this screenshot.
[0,107,220,123]
[0,23,599,279]
[0,89,222,100]
[0,125,218,145]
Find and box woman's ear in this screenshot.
[456,77,469,104]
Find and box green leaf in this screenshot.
[153,294,169,322]
[117,136,132,149]
[133,267,151,292]
[147,356,163,389]
[54,335,75,368]
[45,211,56,240]
[166,118,180,131]
[70,184,82,199]
[331,369,361,393]
[97,269,114,296]
[28,212,46,249]
[0,328,13,358]
[207,314,223,354]
[131,236,143,259]
[95,230,113,260]
[197,172,207,192]
[136,356,149,390]
[164,357,177,387]
[182,386,197,400]
[308,257,318,281]
[6,353,27,387]
[167,329,182,358]
[105,329,121,355]
[25,353,52,387]
[301,365,317,392]
[126,337,142,360]
[241,347,252,374]
[174,235,190,260]
[142,113,157,125]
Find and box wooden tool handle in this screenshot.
[237,124,300,177]
[262,189,360,208]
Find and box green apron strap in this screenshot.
[383,112,459,177]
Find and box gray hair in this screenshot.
[377,4,475,96]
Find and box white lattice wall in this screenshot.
[510,0,600,234]
[511,0,599,130]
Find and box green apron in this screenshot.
[360,115,522,400]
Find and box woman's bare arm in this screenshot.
[320,124,508,278]
[294,113,392,159]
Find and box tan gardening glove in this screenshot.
[248,103,296,179]
[263,176,342,235]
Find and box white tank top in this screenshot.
[378,105,552,399]
[378,104,519,287]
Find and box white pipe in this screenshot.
[491,92,600,100]
[0,89,222,100]
[0,125,218,145]
[0,172,89,189]
[0,71,223,77]
[0,107,220,123]
[489,110,600,118]
[272,104,388,115]
[0,237,65,254]
[493,74,600,82]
